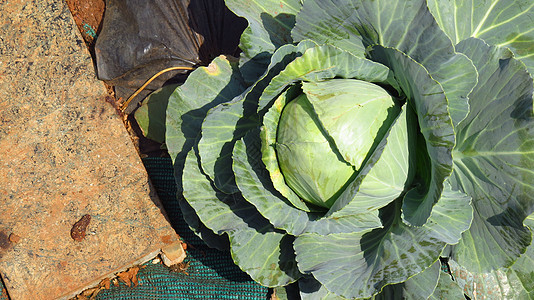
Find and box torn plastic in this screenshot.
[94,0,247,113]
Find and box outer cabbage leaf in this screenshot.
[164,55,254,248]
[227,231,300,288]
[428,0,534,74]
[178,195,230,251]
[233,132,313,236]
[258,44,397,112]
[298,275,345,300]
[515,214,534,296]
[224,0,302,82]
[135,83,179,144]
[372,260,441,300]
[291,0,366,58]
[166,56,246,167]
[197,92,256,194]
[428,269,466,299]
[447,213,534,299]
[515,213,534,296]
[293,183,472,299]
[370,46,455,227]
[448,257,532,299]
[292,0,478,127]
[450,37,534,273]
[182,150,301,286]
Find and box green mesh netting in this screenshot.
[0,157,269,299]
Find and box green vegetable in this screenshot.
[275,79,395,208]
[159,0,534,298]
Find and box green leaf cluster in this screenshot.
[137,0,534,298]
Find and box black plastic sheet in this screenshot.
[95,0,247,113]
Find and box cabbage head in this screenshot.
[162,0,534,298]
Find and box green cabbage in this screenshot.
[276,79,395,208]
[156,0,534,298]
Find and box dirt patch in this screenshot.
[0,232,10,251]
[65,0,105,49]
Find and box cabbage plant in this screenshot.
[162,0,534,298]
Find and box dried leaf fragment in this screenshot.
[116,266,144,287]
[81,287,99,296]
[99,278,111,290]
[116,271,131,287]
[170,261,190,275]
[71,214,91,242]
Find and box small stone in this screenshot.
[161,241,186,266]
[9,233,21,243]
